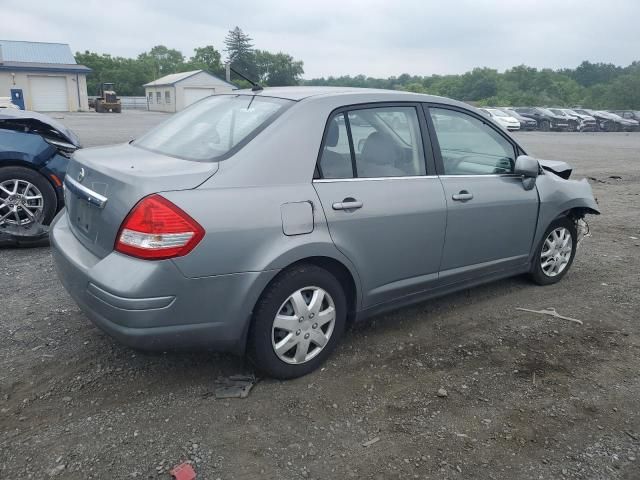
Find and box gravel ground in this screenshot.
[1,111,639,479]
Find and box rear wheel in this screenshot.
[529,217,577,286]
[95,100,103,113]
[248,264,347,379]
[540,120,550,132]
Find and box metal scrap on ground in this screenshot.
[362,437,381,447]
[516,307,584,325]
[213,374,258,399]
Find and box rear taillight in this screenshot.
[115,195,204,260]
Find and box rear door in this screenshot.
[425,105,538,284]
[313,104,446,308]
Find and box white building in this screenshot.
[144,70,236,113]
[0,40,90,112]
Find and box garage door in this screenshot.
[29,76,68,111]
[183,88,215,107]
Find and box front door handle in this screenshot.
[332,198,363,210]
[452,190,473,201]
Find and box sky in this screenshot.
[2,0,639,78]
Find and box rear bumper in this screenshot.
[50,211,277,353]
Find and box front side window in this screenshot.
[318,106,426,179]
[156,91,162,104]
[429,108,516,175]
[135,95,292,161]
[165,90,171,104]
[148,92,153,104]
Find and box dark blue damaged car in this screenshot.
[0,109,80,244]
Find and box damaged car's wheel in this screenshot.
[529,217,577,286]
[0,167,57,230]
[248,264,347,379]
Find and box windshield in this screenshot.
[134,95,292,161]
[563,109,580,116]
[488,109,508,117]
[549,109,565,116]
[536,107,556,116]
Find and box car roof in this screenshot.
[230,86,470,108]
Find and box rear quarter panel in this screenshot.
[163,183,362,301]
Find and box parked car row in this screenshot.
[479,106,640,132]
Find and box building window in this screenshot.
[156,91,162,104]
[165,90,171,104]
[148,92,153,104]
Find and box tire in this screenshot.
[248,264,347,379]
[540,120,550,132]
[114,105,122,113]
[95,100,103,113]
[529,217,577,286]
[0,166,57,226]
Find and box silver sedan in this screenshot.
[51,87,599,379]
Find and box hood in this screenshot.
[538,159,572,179]
[0,109,81,147]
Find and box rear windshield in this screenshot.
[134,95,293,161]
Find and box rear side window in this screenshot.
[135,95,292,161]
[318,106,426,179]
[318,114,354,179]
[429,108,516,175]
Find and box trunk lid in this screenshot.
[64,143,218,258]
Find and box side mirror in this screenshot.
[514,155,539,178]
[514,155,539,190]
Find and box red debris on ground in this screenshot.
[170,462,196,480]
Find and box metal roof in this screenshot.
[0,40,77,64]
[0,61,91,73]
[144,69,236,88]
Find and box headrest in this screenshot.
[361,132,396,165]
[326,119,339,147]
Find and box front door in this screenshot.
[426,106,539,283]
[313,104,447,308]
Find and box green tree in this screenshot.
[189,45,223,76]
[224,26,256,79]
[569,61,623,87]
[254,50,304,86]
[138,45,185,79]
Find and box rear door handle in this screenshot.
[332,199,363,211]
[452,190,473,201]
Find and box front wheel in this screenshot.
[248,264,347,379]
[0,166,57,230]
[540,120,550,132]
[529,217,577,286]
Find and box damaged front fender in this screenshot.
[531,171,600,259]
